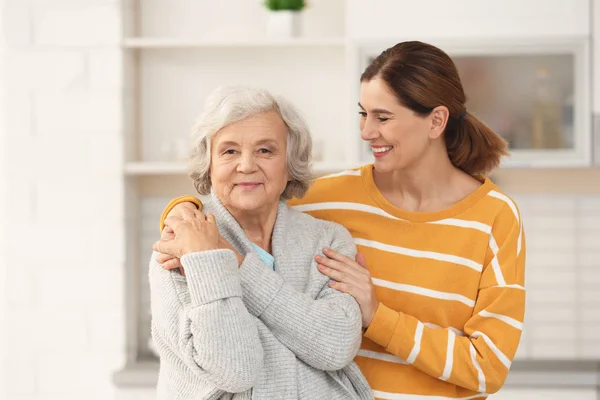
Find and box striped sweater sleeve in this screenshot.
[364,205,526,394]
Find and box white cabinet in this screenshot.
[593,0,600,114]
[592,0,600,165]
[121,0,356,365]
[119,0,599,365]
[347,0,591,40]
[354,38,592,167]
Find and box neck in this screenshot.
[374,147,469,211]
[229,202,279,252]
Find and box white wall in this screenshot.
[1,0,8,398]
[594,0,600,114]
[0,1,599,400]
[347,0,590,40]
[2,1,125,399]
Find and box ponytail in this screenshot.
[445,111,509,176]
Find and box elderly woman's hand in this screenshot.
[156,202,201,272]
[316,250,379,328]
[153,208,219,260]
[157,228,244,273]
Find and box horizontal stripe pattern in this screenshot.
[285,165,525,398]
[293,201,492,233]
[356,238,482,272]
[357,349,407,364]
[478,310,523,331]
[373,391,488,400]
[292,201,400,220]
[471,331,512,369]
[372,277,475,307]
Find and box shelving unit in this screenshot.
[119,0,597,369]
[120,0,358,365]
[122,37,347,49]
[124,161,355,176]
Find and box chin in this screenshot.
[372,158,396,173]
[231,197,268,212]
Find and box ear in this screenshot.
[429,106,449,140]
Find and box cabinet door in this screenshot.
[347,0,590,40]
[357,39,592,167]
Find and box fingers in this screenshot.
[163,258,183,271]
[327,280,360,298]
[168,202,198,219]
[322,248,354,263]
[318,263,362,286]
[153,239,179,257]
[205,212,216,225]
[161,226,175,241]
[355,252,368,269]
[156,252,175,264]
[179,206,198,221]
[315,254,364,280]
[163,216,184,233]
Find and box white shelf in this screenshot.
[124,161,358,176]
[122,37,347,49]
[124,162,187,175]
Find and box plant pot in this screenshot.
[266,10,301,38]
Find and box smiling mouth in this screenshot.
[372,146,393,153]
[235,183,262,190]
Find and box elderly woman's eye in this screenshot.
[223,149,236,155]
[258,148,272,154]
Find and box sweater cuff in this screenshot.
[363,302,400,348]
[159,195,203,233]
[238,252,284,317]
[181,250,241,306]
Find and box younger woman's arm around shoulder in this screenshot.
[150,211,263,393]
[238,222,363,372]
[364,204,526,395]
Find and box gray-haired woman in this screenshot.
[150,86,373,399]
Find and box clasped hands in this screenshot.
[154,203,379,327]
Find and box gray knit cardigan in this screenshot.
[149,193,373,400]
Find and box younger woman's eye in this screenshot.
[377,117,389,122]
[358,111,367,117]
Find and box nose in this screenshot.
[360,116,379,141]
[237,150,258,173]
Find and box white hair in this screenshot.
[188,85,313,199]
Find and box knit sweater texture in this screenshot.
[149,193,373,400]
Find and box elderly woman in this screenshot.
[149,86,373,399]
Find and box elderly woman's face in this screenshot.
[210,111,289,215]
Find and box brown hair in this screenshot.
[361,41,508,176]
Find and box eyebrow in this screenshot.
[254,138,279,146]
[216,139,279,147]
[357,102,393,115]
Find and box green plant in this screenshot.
[264,0,305,11]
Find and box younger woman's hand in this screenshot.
[316,250,379,328]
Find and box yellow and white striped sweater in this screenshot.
[161,164,526,399]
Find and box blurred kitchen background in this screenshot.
[1,0,600,399]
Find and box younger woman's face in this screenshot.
[359,78,434,173]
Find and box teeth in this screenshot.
[372,146,392,153]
